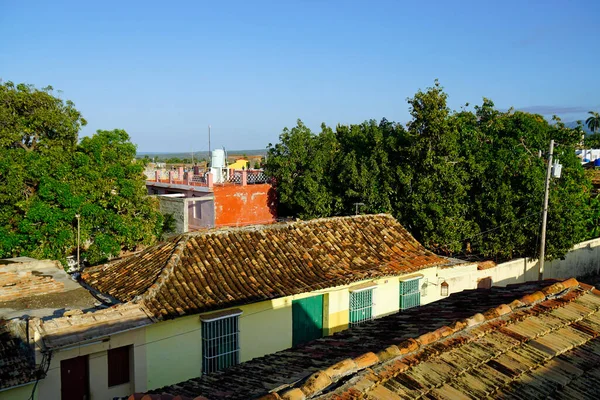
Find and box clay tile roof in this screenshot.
[35,303,154,350]
[0,319,37,390]
[277,277,600,399]
[142,279,561,400]
[82,214,448,319]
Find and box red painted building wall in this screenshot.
[213,184,277,227]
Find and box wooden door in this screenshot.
[292,295,324,347]
[60,355,89,400]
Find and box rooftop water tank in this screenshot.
[210,149,226,183]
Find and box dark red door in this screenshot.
[60,356,89,400]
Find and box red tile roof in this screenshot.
[273,277,600,399]
[82,214,448,319]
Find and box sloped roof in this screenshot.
[0,319,36,390]
[34,303,154,350]
[138,280,559,400]
[275,277,600,399]
[82,214,447,319]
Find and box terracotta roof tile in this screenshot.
[35,303,154,349]
[82,215,448,318]
[279,278,600,399]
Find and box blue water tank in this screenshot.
[595,159,600,167]
[584,158,590,163]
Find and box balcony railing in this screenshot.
[146,168,270,188]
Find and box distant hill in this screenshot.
[564,121,594,135]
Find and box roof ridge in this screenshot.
[181,213,396,238]
[136,235,189,313]
[273,277,591,400]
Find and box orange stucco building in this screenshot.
[146,168,277,231]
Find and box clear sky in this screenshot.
[2,0,599,152]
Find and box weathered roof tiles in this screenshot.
[83,214,449,319]
[270,277,600,400]
[0,319,36,390]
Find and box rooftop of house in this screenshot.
[138,279,564,400]
[82,214,451,319]
[276,277,600,400]
[0,318,36,391]
[0,258,98,320]
[33,303,154,350]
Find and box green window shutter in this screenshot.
[202,315,240,374]
[399,278,421,310]
[349,289,373,326]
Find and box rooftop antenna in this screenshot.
[208,125,211,166]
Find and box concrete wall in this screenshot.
[158,197,188,234]
[213,184,276,227]
[0,384,36,400]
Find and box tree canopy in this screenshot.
[266,82,595,261]
[0,82,163,265]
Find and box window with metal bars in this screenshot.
[349,289,374,326]
[399,278,421,310]
[201,314,240,374]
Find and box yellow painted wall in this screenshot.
[239,298,292,362]
[0,384,36,400]
[145,314,202,390]
[324,288,349,335]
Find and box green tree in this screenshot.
[0,82,162,265]
[399,81,474,254]
[586,111,600,134]
[265,120,337,218]
[265,82,594,261]
[331,119,401,216]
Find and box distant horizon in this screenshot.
[2,1,598,153]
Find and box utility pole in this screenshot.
[354,202,365,215]
[538,139,554,280]
[75,214,81,268]
[208,125,211,166]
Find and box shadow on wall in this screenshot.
[267,187,277,220]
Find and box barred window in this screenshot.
[349,288,374,327]
[201,312,241,374]
[399,277,421,310]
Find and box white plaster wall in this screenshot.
[373,278,400,317]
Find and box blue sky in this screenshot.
[1,0,599,152]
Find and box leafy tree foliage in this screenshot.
[266,83,594,261]
[0,82,163,265]
[586,111,600,134]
